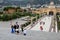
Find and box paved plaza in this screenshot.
[0,16,60,40]
[31,16,52,32]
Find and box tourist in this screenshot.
[43,22,45,25]
[14,22,19,34]
[40,26,43,31]
[23,29,27,36]
[40,22,42,25]
[11,25,15,33]
[14,24,16,32]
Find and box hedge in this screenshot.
[21,22,31,28]
[57,16,60,30]
[0,12,40,21]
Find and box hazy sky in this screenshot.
[0,0,23,3]
[0,0,3,3]
[0,0,23,1]
[12,0,23,1]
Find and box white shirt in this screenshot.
[23,30,27,33]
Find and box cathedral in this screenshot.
[32,1,60,15]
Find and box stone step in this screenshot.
[0,28,60,40]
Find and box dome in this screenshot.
[50,1,54,5]
[48,1,55,8]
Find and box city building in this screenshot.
[32,1,60,15]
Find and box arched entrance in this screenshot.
[49,11,54,15]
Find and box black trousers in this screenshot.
[24,33,26,36]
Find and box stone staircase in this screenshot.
[0,28,60,40]
[0,16,59,40]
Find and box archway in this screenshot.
[49,11,54,15]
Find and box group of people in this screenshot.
[11,22,19,33]
[40,21,45,31]
[11,22,27,36]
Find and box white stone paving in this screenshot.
[0,16,60,40]
[31,16,52,32]
[0,16,28,29]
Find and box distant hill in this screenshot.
[0,0,60,7]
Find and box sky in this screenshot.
[0,0,23,3]
[0,0,23,2]
[0,0,3,3]
[0,0,60,3]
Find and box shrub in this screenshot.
[57,16,60,30]
[0,15,2,21]
[57,22,60,30]
[1,14,9,21]
[33,18,36,21]
[21,22,31,27]
[0,12,3,14]
[0,11,40,21]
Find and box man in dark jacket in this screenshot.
[14,22,19,34]
[14,24,16,32]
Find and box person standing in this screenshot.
[15,22,19,34]
[43,22,45,25]
[23,29,27,36]
[16,22,19,33]
[14,24,16,32]
[11,25,15,33]
[40,26,43,31]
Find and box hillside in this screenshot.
[0,0,60,7]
